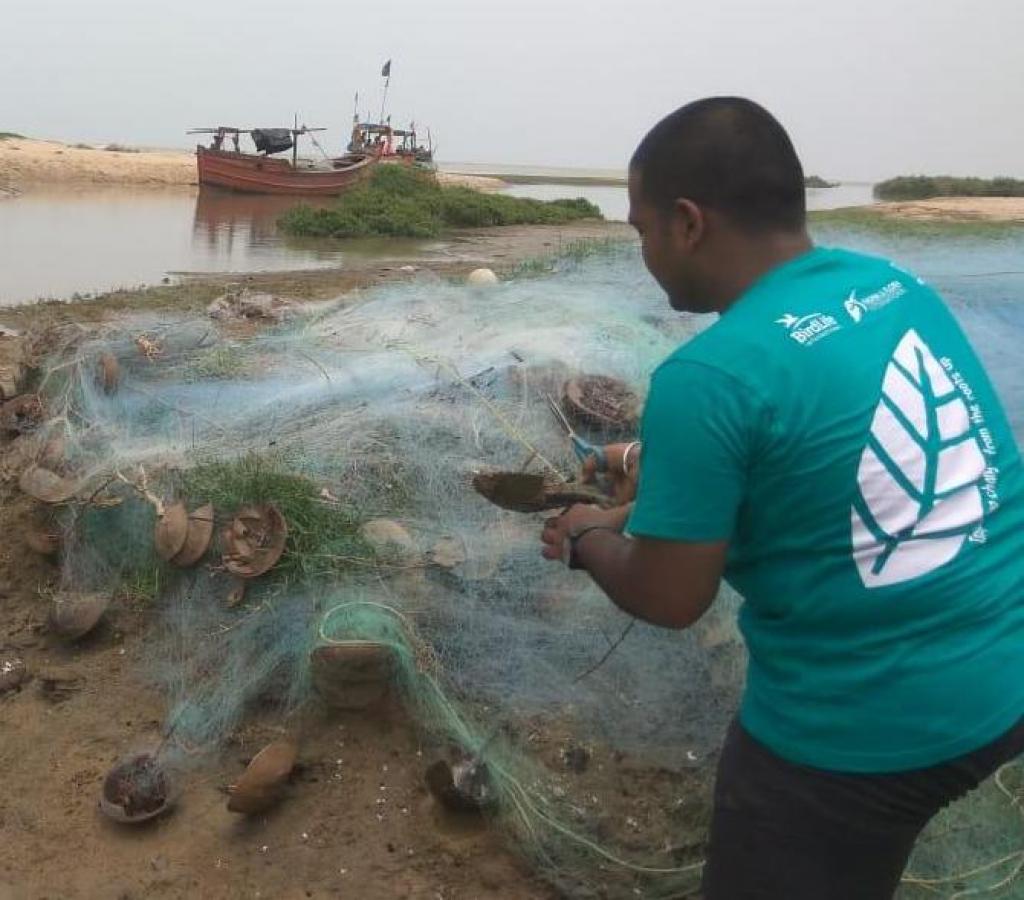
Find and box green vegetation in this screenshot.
[0,132,25,141]
[506,237,630,279]
[874,176,1024,201]
[279,165,602,239]
[804,175,838,189]
[180,452,374,582]
[187,344,247,380]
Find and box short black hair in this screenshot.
[631,97,806,232]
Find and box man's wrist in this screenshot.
[567,524,620,570]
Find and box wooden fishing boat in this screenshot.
[189,126,378,197]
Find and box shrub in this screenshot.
[280,165,602,239]
[874,176,1024,201]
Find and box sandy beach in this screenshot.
[871,196,1024,223]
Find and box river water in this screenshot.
[0,177,873,306]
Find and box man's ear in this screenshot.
[671,198,705,251]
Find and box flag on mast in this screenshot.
[381,59,392,78]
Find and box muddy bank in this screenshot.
[0,138,505,194]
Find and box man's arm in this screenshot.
[541,506,726,629]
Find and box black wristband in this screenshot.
[567,525,619,570]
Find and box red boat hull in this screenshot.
[195,147,377,196]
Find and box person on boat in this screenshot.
[540,96,1024,900]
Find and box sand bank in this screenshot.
[872,196,1024,223]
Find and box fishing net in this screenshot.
[22,236,1024,898]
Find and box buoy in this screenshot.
[467,268,499,286]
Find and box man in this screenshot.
[541,97,1024,899]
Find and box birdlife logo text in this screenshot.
[775,312,841,346]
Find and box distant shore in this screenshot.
[4,138,1024,224]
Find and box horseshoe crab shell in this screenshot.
[97,353,121,395]
[153,501,188,561]
[19,465,77,504]
[99,752,176,824]
[470,471,607,514]
[50,592,109,640]
[222,505,287,578]
[170,503,214,568]
[226,739,298,815]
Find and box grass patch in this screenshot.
[875,176,1024,201]
[187,344,247,380]
[0,132,24,141]
[809,207,1024,237]
[179,452,375,582]
[279,165,602,239]
[505,236,631,279]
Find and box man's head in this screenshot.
[629,97,808,313]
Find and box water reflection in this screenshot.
[191,188,335,257]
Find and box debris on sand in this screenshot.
[99,753,175,824]
[207,288,295,323]
[311,642,393,710]
[428,535,467,570]
[222,505,288,578]
[0,656,28,693]
[0,394,45,437]
[471,470,607,514]
[360,518,420,564]
[49,592,109,641]
[563,375,640,433]
[226,739,298,815]
[425,752,497,814]
[0,332,26,401]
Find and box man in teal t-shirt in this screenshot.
[541,98,1024,900]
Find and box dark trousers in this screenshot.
[702,716,1024,900]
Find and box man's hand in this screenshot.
[540,503,727,631]
[541,504,629,563]
[581,442,639,506]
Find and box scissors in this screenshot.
[545,394,607,472]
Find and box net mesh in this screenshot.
[26,238,1024,898]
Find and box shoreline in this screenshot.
[0,219,636,329]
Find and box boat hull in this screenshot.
[195,147,376,196]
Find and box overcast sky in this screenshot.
[3,0,1021,180]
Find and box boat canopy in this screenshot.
[250,128,294,155]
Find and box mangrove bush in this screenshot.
[875,176,1024,201]
[279,165,602,239]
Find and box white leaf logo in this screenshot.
[850,329,986,588]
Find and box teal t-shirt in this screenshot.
[628,246,1024,773]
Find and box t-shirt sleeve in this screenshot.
[627,359,760,542]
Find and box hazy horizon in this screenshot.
[4,0,1022,182]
